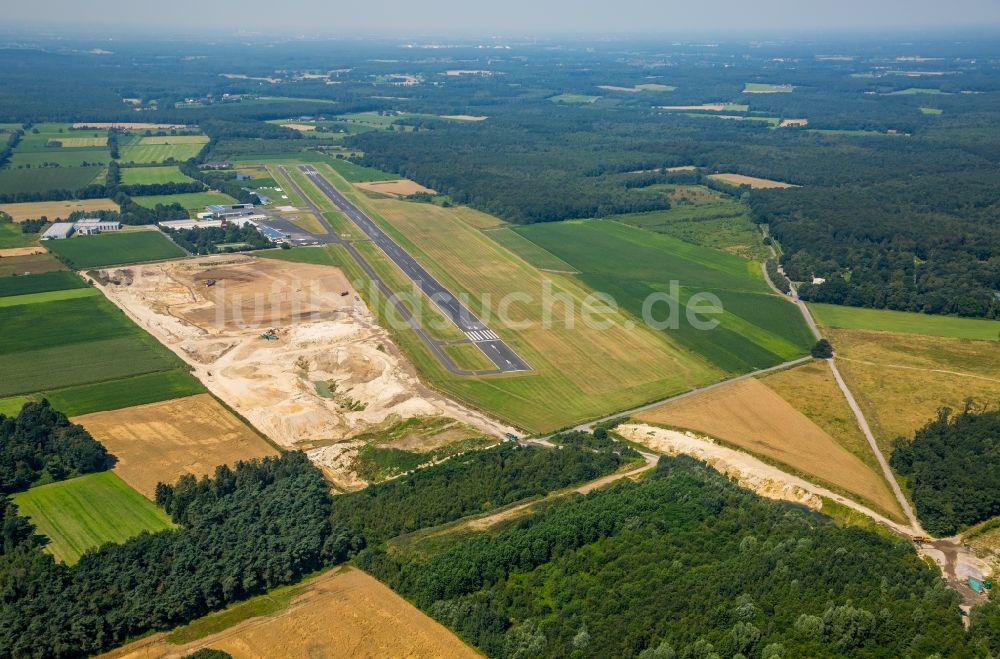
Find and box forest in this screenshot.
[362,455,999,658]
[890,406,1000,536]
[164,224,274,254]
[0,400,113,494]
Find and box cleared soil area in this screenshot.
[634,377,903,519]
[93,255,512,489]
[355,179,436,197]
[441,115,488,121]
[0,252,64,276]
[73,394,277,499]
[0,198,119,221]
[829,328,1000,454]
[779,118,809,127]
[102,567,478,659]
[707,173,799,189]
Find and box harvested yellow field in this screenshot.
[708,173,799,189]
[441,114,488,121]
[137,135,209,145]
[634,377,903,519]
[73,122,188,130]
[103,568,478,659]
[355,179,437,197]
[779,118,809,127]
[0,198,119,221]
[0,246,46,258]
[760,360,878,472]
[51,137,108,147]
[282,123,316,132]
[830,328,1000,454]
[73,394,277,498]
[666,165,698,172]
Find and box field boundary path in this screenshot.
[298,164,532,374]
[276,166,502,377]
[763,255,923,533]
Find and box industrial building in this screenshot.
[205,203,256,220]
[73,218,122,235]
[41,222,75,240]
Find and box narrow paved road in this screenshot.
[299,165,531,374]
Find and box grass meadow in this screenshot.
[120,165,195,185]
[12,472,174,564]
[811,303,1000,341]
[45,231,185,267]
[131,191,237,210]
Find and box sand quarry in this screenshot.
[93,255,511,489]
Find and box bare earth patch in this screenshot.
[72,122,188,130]
[779,118,809,127]
[707,173,799,189]
[92,255,513,489]
[102,567,478,659]
[0,246,46,258]
[282,123,317,132]
[441,115,488,121]
[634,378,903,519]
[354,179,437,197]
[73,394,277,499]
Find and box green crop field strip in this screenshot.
[0,166,104,195]
[120,165,195,185]
[45,231,185,267]
[517,220,814,373]
[0,295,150,355]
[549,93,600,103]
[12,472,174,564]
[0,336,182,398]
[44,369,207,416]
[132,191,238,210]
[810,303,1000,341]
[0,287,100,308]
[121,141,207,164]
[0,270,85,297]
[325,158,399,182]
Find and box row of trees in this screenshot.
[0,400,113,494]
[890,405,1000,535]
[164,224,274,254]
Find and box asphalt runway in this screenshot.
[299,165,531,373]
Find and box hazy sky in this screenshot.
[8,0,1000,35]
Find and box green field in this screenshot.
[517,220,815,372]
[120,165,195,185]
[12,472,174,564]
[0,336,181,398]
[886,87,949,95]
[610,200,768,260]
[549,93,600,104]
[9,149,110,168]
[483,227,578,272]
[0,219,37,249]
[120,142,206,164]
[45,231,185,267]
[810,303,1000,341]
[0,270,85,297]
[0,166,104,195]
[919,107,944,115]
[44,369,206,416]
[0,287,100,308]
[325,158,399,183]
[744,82,794,93]
[132,191,237,210]
[0,396,30,416]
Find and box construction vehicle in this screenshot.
[340,291,349,297]
[205,279,216,287]
[504,433,519,442]
[260,328,278,341]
